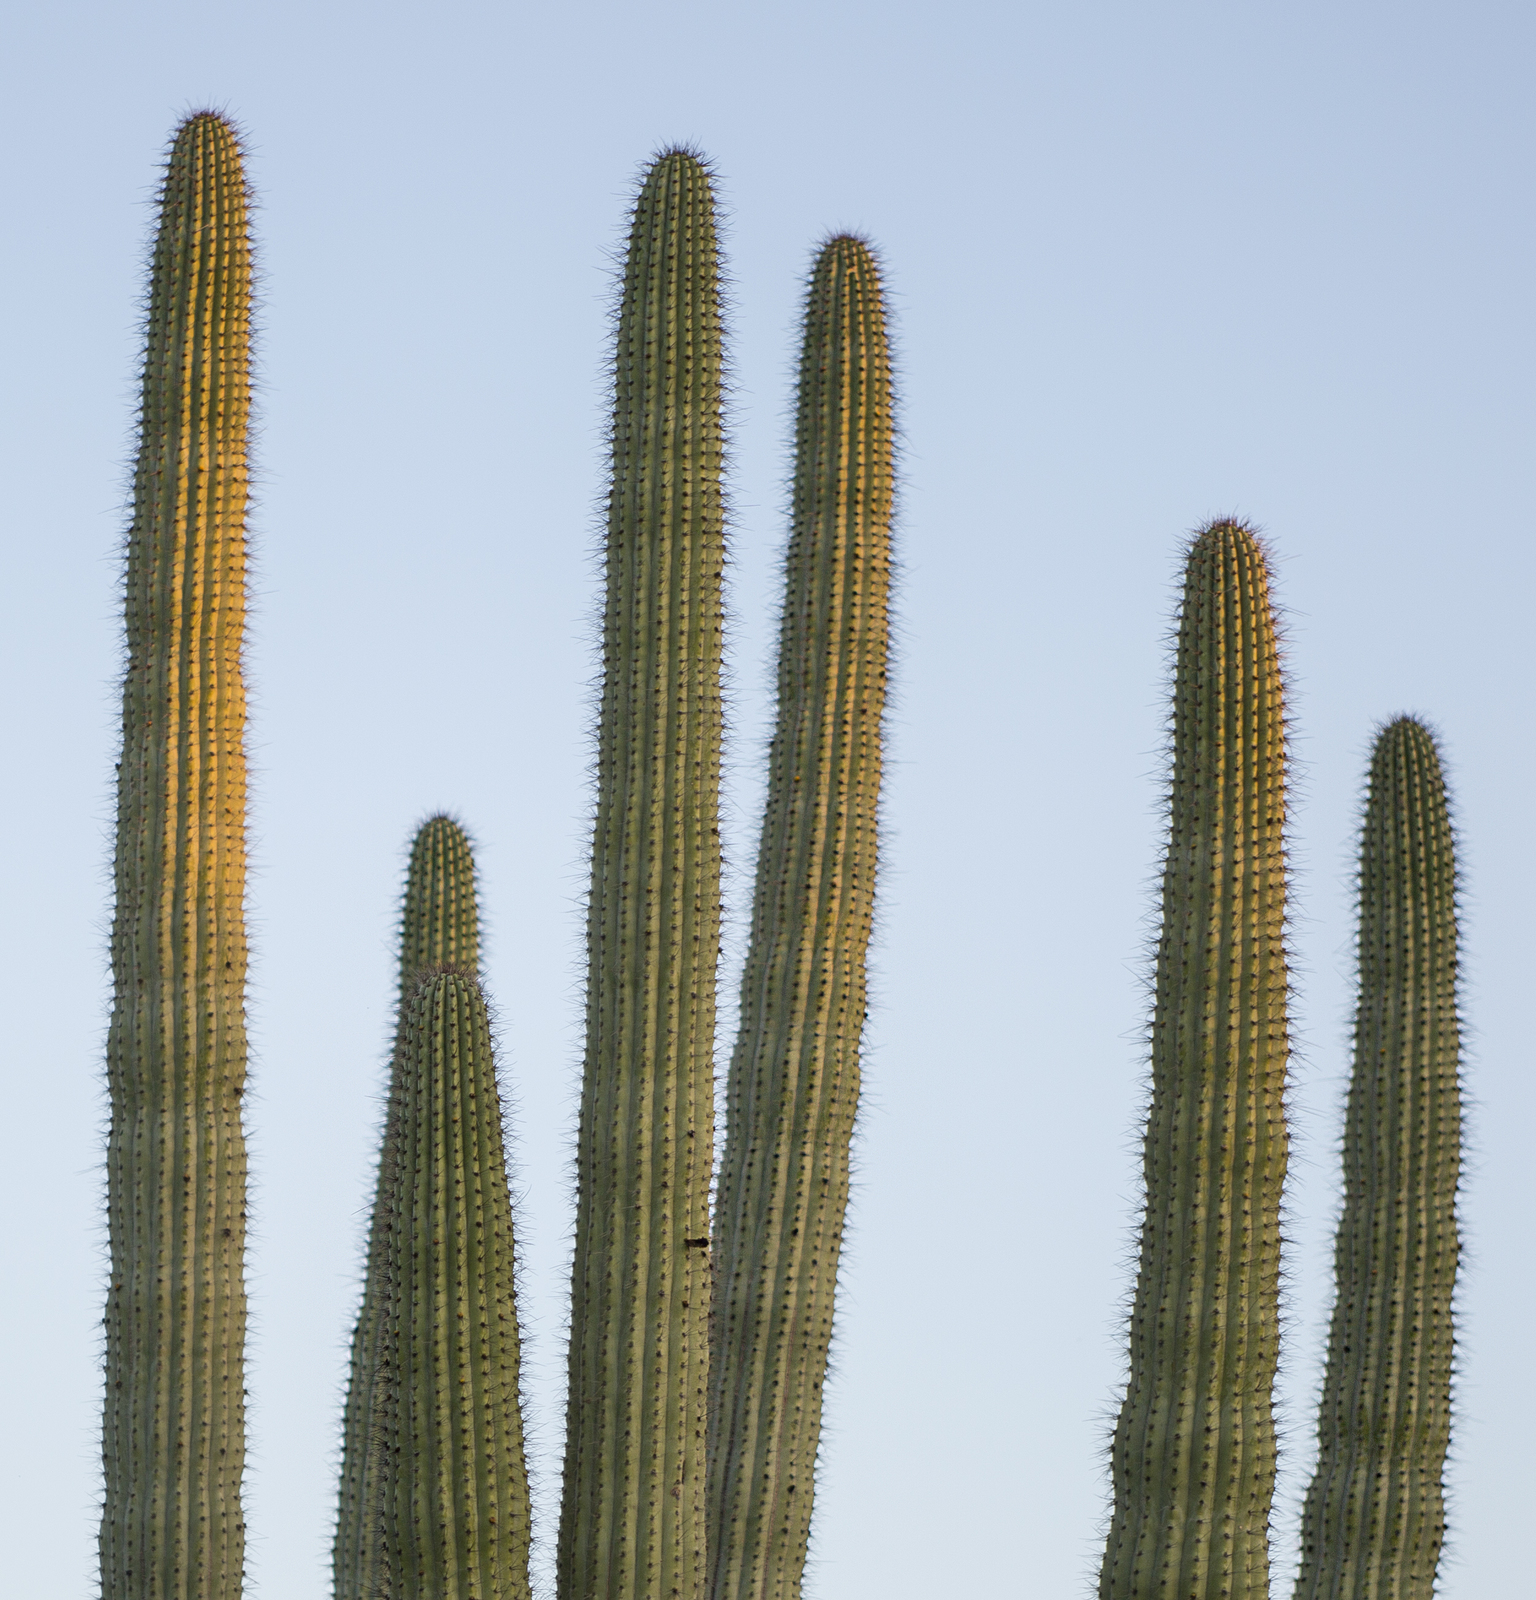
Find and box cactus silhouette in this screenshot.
[334,815,495,1597]
[557,148,727,1600]
[707,235,895,1600]
[1100,521,1291,1600]
[100,112,255,1600]
[1293,718,1462,1600]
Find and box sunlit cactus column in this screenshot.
[558,149,727,1600]
[1294,719,1462,1600]
[1100,521,1292,1600]
[100,112,254,1600]
[334,815,490,1597]
[708,235,894,1600]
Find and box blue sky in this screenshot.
[1,4,1531,1595]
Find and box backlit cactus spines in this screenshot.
[707,235,894,1600]
[334,814,484,1598]
[558,149,726,1600]
[367,967,532,1600]
[100,112,254,1600]
[1294,719,1463,1600]
[1101,521,1291,1600]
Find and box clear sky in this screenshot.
[1,3,1531,1595]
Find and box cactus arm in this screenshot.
[707,235,894,1600]
[557,149,726,1600]
[1293,719,1462,1600]
[368,968,533,1600]
[100,112,254,1600]
[334,816,485,1597]
[1100,522,1291,1600]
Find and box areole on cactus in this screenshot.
[101,110,255,1600]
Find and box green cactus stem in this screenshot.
[1100,520,1292,1600]
[1293,719,1462,1600]
[100,112,255,1600]
[366,966,532,1600]
[707,235,895,1600]
[558,148,726,1600]
[334,815,486,1598]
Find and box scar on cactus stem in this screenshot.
[558,147,727,1600]
[707,233,895,1600]
[101,111,254,1600]
[1100,519,1291,1600]
[1293,718,1463,1600]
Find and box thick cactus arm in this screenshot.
[707,235,894,1600]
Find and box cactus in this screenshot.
[100,112,255,1600]
[334,815,489,1597]
[707,235,895,1600]
[1100,520,1291,1600]
[361,963,532,1600]
[1293,719,1462,1600]
[558,148,726,1600]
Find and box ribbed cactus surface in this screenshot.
[558,149,726,1600]
[100,112,254,1600]
[365,966,532,1600]
[1293,719,1462,1600]
[334,815,487,1597]
[1100,521,1291,1600]
[707,235,894,1600]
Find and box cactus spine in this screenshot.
[1100,521,1291,1600]
[558,149,726,1600]
[707,235,894,1600]
[100,112,254,1600]
[334,816,494,1597]
[1293,719,1462,1600]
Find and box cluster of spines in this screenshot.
[1100,520,1291,1600]
[101,110,254,1600]
[557,148,727,1600]
[707,234,895,1600]
[1293,718,1462,1600]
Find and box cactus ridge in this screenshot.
[365,965,532,1600]
[1293,718,1462,1600]
[1100,520,1291,1600]
[558,148,727,1600]
[707,235,895,1600]
[100,111,254,1600]
[334,814,487,1598]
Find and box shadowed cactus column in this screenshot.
[100,112,254,1600]
[707,235,894,1600]
[334,815,490,1597]
[364,965,532,1600]
[1294,719,1462,1600]
[1100,520,1291,1600]
[558,149,726,1600]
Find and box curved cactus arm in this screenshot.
[707,235,895,1600]
[1293,719,1462,1600]
[334,815,485,1597]
[1100,521,1292,1600]
[100,112,255,1600]
[558,149,727,1600]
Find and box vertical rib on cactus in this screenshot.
[558,148,726,1600]
[1293,719,1462,1600]
[368,967,533,1600]
[100,112,254,1600]
[707,235,894,1600]
[334,815,485,1598]
[1100,520,1291,1600]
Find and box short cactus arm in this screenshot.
[1294,719,1462,1600]
[708,235,895,1600]
[100,112,254,1600]
[558,149,726,1600]
[1100,521,1291,1600]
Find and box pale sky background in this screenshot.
[1,3,1532,1596]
